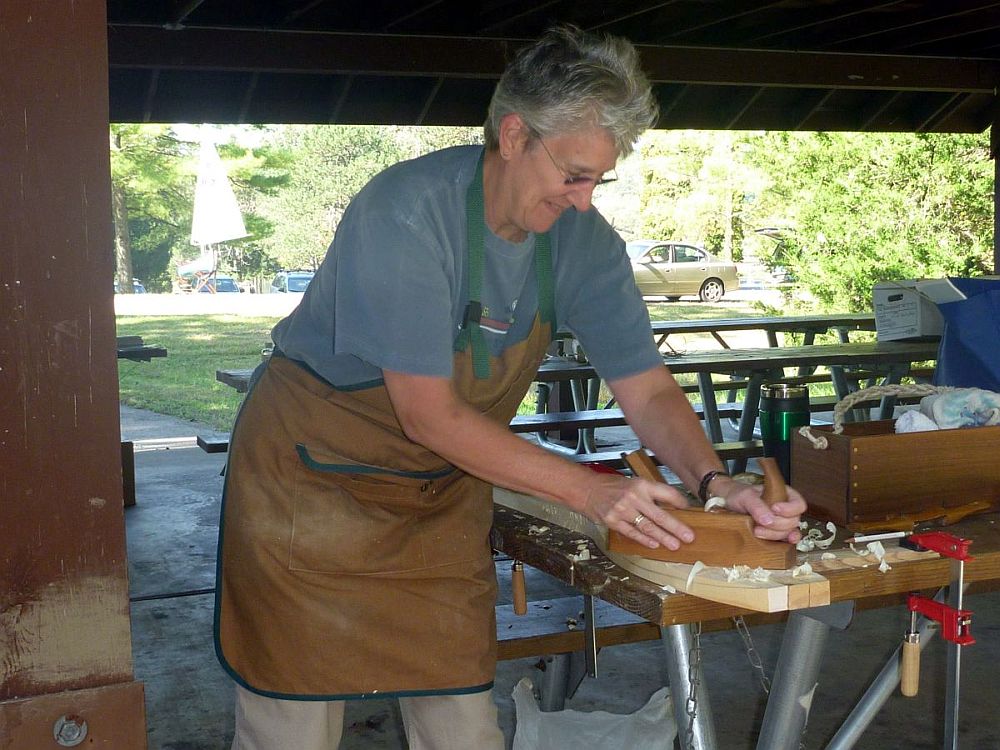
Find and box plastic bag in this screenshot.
[932,278,1000,391]
[511,677,675,750]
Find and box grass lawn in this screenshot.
[117,315,279,431]
[116,298,777,431]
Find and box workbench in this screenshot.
[491,501,1000,749]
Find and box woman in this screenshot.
[215,25,806,750]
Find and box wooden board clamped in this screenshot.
[606,451,798,569]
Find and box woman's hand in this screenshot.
[581,473,695,550]
[713,477,806,544]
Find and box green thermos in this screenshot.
[759,383,810,484]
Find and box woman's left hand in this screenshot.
[712,478,806,543]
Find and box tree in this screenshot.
[109,124,291,291]
[257,125,481,271]
[257,126,407,270]
[637,131,768,260]
[109,125,194,292]
[744,131,994,310]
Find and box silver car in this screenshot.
[626,240,740,303]
[270,270,315,294]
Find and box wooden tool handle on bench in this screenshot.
[758,457,787,506]
[622,450,664,483]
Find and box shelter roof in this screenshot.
[107,1,1000,133]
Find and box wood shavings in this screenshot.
[703,496,727,511]
[722,565,772,583]
[847,540,892,573]
[820,552,836,561]
[792,562,813,577]
[565,617,578,630]
[796,522,837,552]
[685,560,705,590]
[866,541,892,573]
[527,524,550,535]
[569,541,592,561]
[660,583,676,593]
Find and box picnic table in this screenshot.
[117,335,167,507]
[647,312,877,350]
[538,339,939,471]
[542,312,882,447]
[117,335,167,362]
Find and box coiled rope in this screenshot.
[797,383,956,449]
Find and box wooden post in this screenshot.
[0,0,147,746]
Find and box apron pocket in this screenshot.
[289,444,474,576]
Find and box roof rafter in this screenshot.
[107,25,1000,94]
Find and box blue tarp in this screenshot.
[932,277,1000,390]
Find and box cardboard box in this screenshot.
[872,278,965,341]
[791,420,1000,528]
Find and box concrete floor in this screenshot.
[122,406,1000,749]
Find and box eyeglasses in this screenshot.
[536,138,618,188]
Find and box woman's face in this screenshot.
[502,124,618,239]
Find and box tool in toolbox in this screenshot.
[888,530,974,749]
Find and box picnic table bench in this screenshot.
[117,335,167,506]
[117,334,167,362]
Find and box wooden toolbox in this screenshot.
[790,420,1000,529]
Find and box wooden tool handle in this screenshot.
[511,561,527,616]
[622,449,665,483]
[758,457,788,506]
[900,636,920,697]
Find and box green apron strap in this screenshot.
[457,149,554,379]
[534,231,555,329]
[461,153,491,379]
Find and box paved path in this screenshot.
[120,404,230,444]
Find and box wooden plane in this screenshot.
[607,450,798,569]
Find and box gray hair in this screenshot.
[484,25,658,157]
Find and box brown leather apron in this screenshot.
[215,161,555,700]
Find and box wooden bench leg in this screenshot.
[121,440,136,507]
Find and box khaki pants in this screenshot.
[231,684,506,750]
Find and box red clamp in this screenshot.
[904,531,974,561]
[906,593,975,645]
[904,531,975,646]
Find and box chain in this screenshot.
[733,615,771,695]
[683,621,703,750]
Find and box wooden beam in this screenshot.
[107,25,1000,93]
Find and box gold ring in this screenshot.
[632,513,646,527]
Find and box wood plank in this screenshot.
[494,487,817,614]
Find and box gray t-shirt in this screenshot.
[272,145,662,387]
